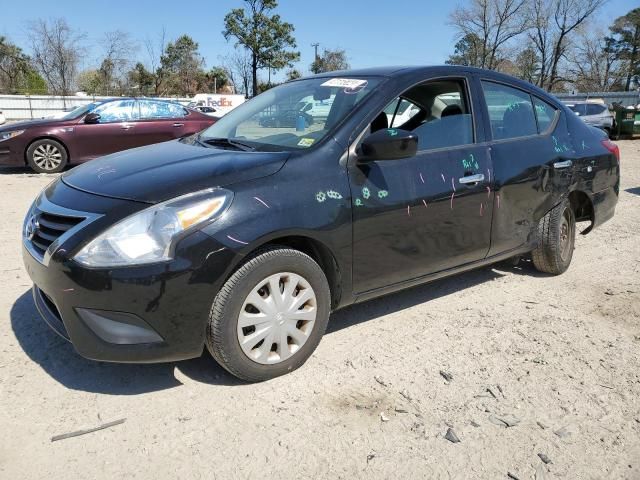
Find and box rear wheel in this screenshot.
[27,139,68,173]
[206,247,331,382]
[531,200,575,275]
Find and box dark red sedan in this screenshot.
[0,98,217,173]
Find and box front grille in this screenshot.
[31,212,83,254]
[27,209,85,258]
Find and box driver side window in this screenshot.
[368,79,474,151]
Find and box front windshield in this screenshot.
[61,102,98,120]
[200,76,381,151]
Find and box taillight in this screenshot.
[601,139,620,162]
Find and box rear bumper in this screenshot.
[592,184,618,229]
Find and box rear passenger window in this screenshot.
[586,104,606,115]
[481,81,537,140]
[533,97,558,133]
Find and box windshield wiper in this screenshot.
[202,137,256,152]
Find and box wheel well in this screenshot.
[568,190,594,234]
[24,137,70,165]
[260,236,342,309]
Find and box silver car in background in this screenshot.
[564,101,614,135]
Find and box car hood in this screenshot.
[0,118,66,132]
[61,139,290,203]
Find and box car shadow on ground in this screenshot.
[625,187,640,196]
[11,262,534,394]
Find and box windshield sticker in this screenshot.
[321,78,368,89]
[298,138,315,147]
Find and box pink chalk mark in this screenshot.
[487,168,491,183]
[441,173,446,183]
[407,205,411,216]
[419,172,425,184]
[422,199,428,208]
[486,186,491,198]
[451,177,456,192]
[63,288,74,292]
[480,203,484,216]
[227,235,249,245]
[253,196,270,208]
[450,192,455,209]
[496,194,500,209]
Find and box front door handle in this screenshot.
[459,173,485,185]
[173,123,184,127]
[554,160,573,169]
[121,124,134,130]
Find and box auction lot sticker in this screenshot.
[320,78,368,89]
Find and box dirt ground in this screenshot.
[0,141,639,480]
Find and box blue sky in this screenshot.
[1,0,638,82]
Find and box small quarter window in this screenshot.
[481,81,537,140]
[533,97,558,133]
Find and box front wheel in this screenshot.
[206,247,331,382]
[26,139,68,173]
[531,200,575,275]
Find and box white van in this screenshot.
[296,95,334,119]
[188,94,246,117]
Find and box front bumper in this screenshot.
[0,143,22,166]
[22,184,238,363]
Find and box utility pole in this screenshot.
[311,43,320,74]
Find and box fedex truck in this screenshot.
[188,94,246,117]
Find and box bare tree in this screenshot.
[99,30,138,95]
[568,29,625,91]
[449,0,529,70]
[528,0,607,90]
[145,27,167,95]
[222,49,252,97]
[28,18,86,103]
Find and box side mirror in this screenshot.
[359,128,418,161]
[84,112,100,124]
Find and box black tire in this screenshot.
[26,139,68,173]
[206,246,331,382]
[531,200,575,275]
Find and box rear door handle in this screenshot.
[553,160,573,169]
[459,173,485,185]
[173,123,184,127]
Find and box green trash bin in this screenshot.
[612,105,640,139]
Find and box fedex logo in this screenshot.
[206,97,234,108]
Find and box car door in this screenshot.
[349,77,494,294]
[478,78,574,257]
[73,99,140,161]
[134,100,190,147]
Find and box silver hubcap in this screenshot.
[237,272,317,365]
[33,144,62,170]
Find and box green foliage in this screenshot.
[445,33,483,67]
[128,63,155,96]
[286,68,302,81]
[223,0,299,96]
[610,8,640,90]
[160,35,204,95]
[310,48,349,74]
[0,36,45,94]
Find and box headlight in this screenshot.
[0,130,25,142]
[74,188,232,267]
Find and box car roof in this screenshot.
[306,65,553,100]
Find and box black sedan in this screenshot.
[22,66,619,381]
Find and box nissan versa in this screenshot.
[22,66,620,382]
